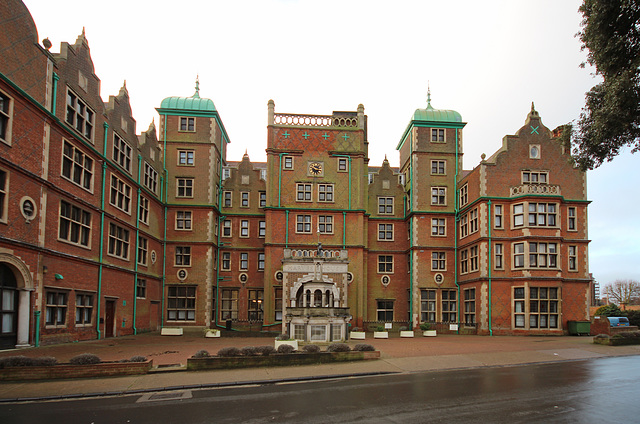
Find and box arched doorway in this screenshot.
[0,263,18,349]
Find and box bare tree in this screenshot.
[603,279,640,306]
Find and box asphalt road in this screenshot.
[1,356,639,423]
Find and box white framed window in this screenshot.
[514,242,525,268]
[108,223,130,260]
[167,286,196,321]
[528,203,557,227]
[259,191,266,208]
[442,289,456,322]
[296,215,312,233]
[46,291,67,326]
[66,89,94,141]
[567,207,577,231]
[494,204,503,229]
[59,200,91,247]
[378,197,394,215]
[178,150,194,166]
[259,220,266,238]
[431,187,446,205]
[258,253,265,271]
[113,133,132,173]
[260,169,267,180]
[494,243,503,269]
[318,184,334,202]
[568,245,577,271]
[464,288,476,326]
[420,290,436,322]
[459,184,468,207]
[318,216,333,234]
[248,290,264,321]
[144,163,158,193]
[223,191,232,207]
[431,160,446,175]
[338,158,348,172]
[222,168,231,180]
[368,173,375,184]
[378,223,394,241]
[514,286,559,329]
[513,204,525,227]
[222,219,231,237]
[240,220,249,237]
[283,156,293,170]
[431,218,446,236]
[240,252,248,270]
[0,168,8,222]
[528,242,558,268]
[470,245,479,272]
[460,249,468,274]
[175,246,191,266]
[110,175,132,213]
[0,90,13,145]
[179,117,195,132]
[431,128,445,142]
[296,183,312,202]
[222,252,231,270]
[377,300,394,322]
[139,196,149,225]
[522,170,548,184]
[469,209,478,234]
[240,192,249,208]
[136,278,146,298]
[137,236,148,266]
[176,211,192,230]
[62,141,94,191]
[431,252,446,271]
[377,255,393,273]
[529,145,541,159]
[459,214,468,238]
[176,178,193,198]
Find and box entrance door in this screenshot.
[0,264,18,349]
[105,300,115,338]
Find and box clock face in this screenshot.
[308,162,323,175]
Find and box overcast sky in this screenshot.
[22,0,638,288]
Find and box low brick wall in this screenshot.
[187,351,380,371]
[0,360,153,381]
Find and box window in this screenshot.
[110,175,131,213]
[240,192,249,207]
[180,117,195,132]
[259,191,266,208]
[275,287,283,321]
[258,220,266,238]
[178,150,194,166]
[459,184,468,207]
[296,183,312,201]
[108,223,129,260]
[293,324,305,340]
[569,245,577,271]
[296,215,311,233]
[176,178,193,198]
[431,187,446,205]
[220,289,238,320]
[442,290,456,322]
[377,300,394,322]
[528,203,557,227]
[175,246,191,266]
[469,209,478,234]
[240,220,249,237]
[494,204,503,229]
[258,253,265,271]
[515,287,559,329]
[338,158,348,172]
[240,252,248,270]
[368,173,375,184]
[283,156,293,170]
[75,294,93,325]
[222,252,231,270]
[459,214,468,238]
[0,169,7,222]
[139,196,149,225]
[460,249,468,274]
[113,133,132,173]
[378,223,394,241]
[378,197,394,215]
[522,170,548,184]
[223,191,232,207]
[464,288,476,325]
[222,168,231,180]
[513,204,524,227]
[378,255,393,273]
[176,211,192,230]
[470,245,479,272]
[59,201,91,247]
[529,242,558,268]
[144,163,158,193]
[46,291,67,326]
[318,215,333,234]
[431,128,445,142]
[248,290,264,321]
[494,243,503,269]
[66,90,94,140]
[260,169,267,181]
[318,184,334,202]
[420,290,436,322]
[222,219,231,237]
[136,278,146,298]
[431,218,445,236]
[137,236,148,266]
[568,207,576,231]
[0,91,12,145]
[167,286,196,321]
[431,160,446,175]
[62,141,93,190]
[431,252,446,270]
[514,243,525,268]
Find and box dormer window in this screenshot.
[522,171,548,184]
[66,89,94,141]
[180,117,195,132]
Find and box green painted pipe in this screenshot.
[51,73,59,115]
[34,310,40,347]
[161,114,168,328]
[488,199,493,336]
[454,128,460,335]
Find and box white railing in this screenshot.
[510,184,561,197]
[274,113,358,128]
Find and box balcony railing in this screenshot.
[274,113,358,128]
[286,307,351,318]
[510,184,561,197]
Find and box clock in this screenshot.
[308,162,323,176]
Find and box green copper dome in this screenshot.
[413,104,462,123]
[159,78,216,112]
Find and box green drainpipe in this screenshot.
[96,121,109,339]
[132,154,142,335]
[51,73,59,115]
[33,310,41,347]
[214,148,225,330]
[454,128,460,334]
[488,199,493,336]
[409,132,414,328]
[161,114,168,328]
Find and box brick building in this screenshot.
[0,0,591,348]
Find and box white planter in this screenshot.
[422,330,437,337]
[161,327,183,336]
[275,340,299,350]
[350,331,366,340]
[205,329,220,338]
[400,331,414,338]
[374,331,389,339]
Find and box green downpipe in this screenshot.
[214,150,225,330]
[454,128,460,334]
[51,73,59,115]
[96,122,109,339]
[132,154,142,335]
[33,310,40,347]
[161,114,168,328]
[408,131,414,327]
[488,200,493,336]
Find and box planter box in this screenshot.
[274,340,298,350]
[187,351,380,371]
[374,331,389,339]
[423,330,437,337]
[161,327,183,336]
[0,360,153,381]
[205,329,221,338]
[400,331,414,338]
[350,331,366,340]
